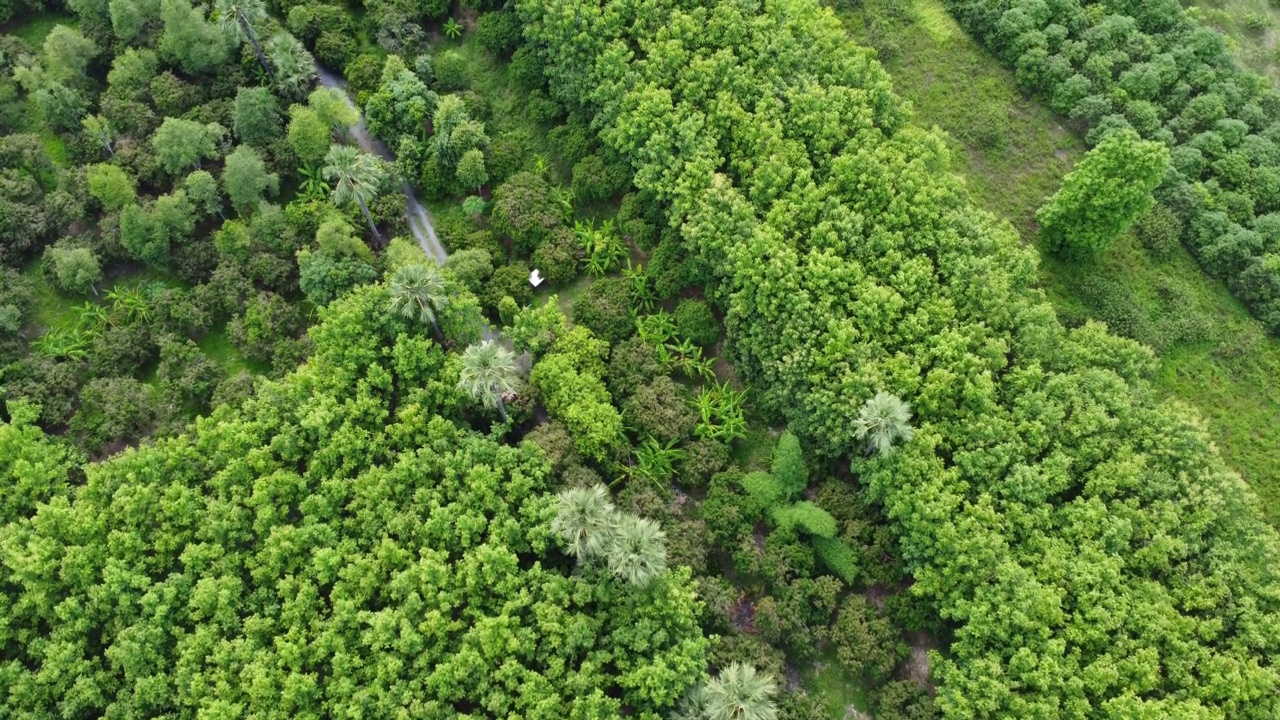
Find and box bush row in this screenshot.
[947,0,1280,333]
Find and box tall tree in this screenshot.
[222,145,278,215]
[457,339,518,421]
[551,484,617,562]
[704,663,778,720]
[213,0,271,80]
[853,392,915,457]
[232,87,281,148]
[1037,128,1170,259]
[322,144,384,242]
[152,117,222,174]
[388,262,447,337]
[265,33,314,100]
[604,513,666,588]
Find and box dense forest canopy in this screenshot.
[0,285,708,717]
[519,0,1280,715]
[2,0,1279,716]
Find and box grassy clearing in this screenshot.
[1188,0,1280,82]
[841,0,1280,523]
[1,10,73,46]
[3,12,76,164]
[801,651,872,718]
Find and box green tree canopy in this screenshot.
[1037,128,1171,259]
[222,144,278,215]
[86,163,136,211]
[0,285,709,716]
[152,117,223,174]
[232,86,282,148]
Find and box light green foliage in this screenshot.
[12,65,86,132]
[221,144,278,215]
[42,25,96,82]
[522,0,1280,714]
[530,325,626,462]
[265,33,314,100]
[364,55,437,148]
[771,502,837,538]
[158,0,229,74]
[182,169,221,218]
[308,86,359,135]
[0,405,80,523]
[1038,129,1170,259]
[444,247,494,293]
[770,430,807,497]
[43,245,102,295]
[110,0,160,45]
[0,286,708,716]
[431,94,489,169]
[86,163,135,210]
[81,114,115,156]
[119,190,195,266]
[456,147,488,190]
[607,513,667,588]
[232,86,281,148]
[812,536,859,584]
[552,483,617,560]
[287,104,330,166]
[740,470,785,511]
[152,117,222,174]
[510,295,568,356]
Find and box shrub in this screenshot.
[490,171,562,254]
[1135,204,1183,262]
[674,299,719,346]
[70,376,167,455]
[607,336,662,398]
[571,153,630,202]
[829,595,907,683]
[680,438,728,488]
[531,227,582,286]
[431,49,469,92]
[622,375,697,443]
[482,262,532,314]
[43,245,102,296]
[572,276,633,344]
[475,9,522,57]
[445,247,494,293]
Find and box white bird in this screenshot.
[529,268,544,288]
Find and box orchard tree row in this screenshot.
[946,0,1280,333]
[519,0,1280,716]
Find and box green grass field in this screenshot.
[842,0,1280,524]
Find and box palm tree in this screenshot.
[323,144,385,243]
[551,484,617,562]
[670,684,710,720]
[265,33,315,100]
[457,339,518,421]
[389,263,448,338]
[704,664,778,720]
[605,514,666,588]
[214,0,272,81]
[854,391,915,457]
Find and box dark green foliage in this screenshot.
[431,49,469,93]
[475,9,522,57]
[444,247,494,294]
[623,375,697,444]
[297,250,378,305]
[508,45,545,91]
[680,438,728,488]
[155,336,219,408]
[482,262,533,314]
[571,153,630,202]
[829,595,907,683]
[572,276,634,344]
[490,171,563,254]
[70,376,169,454]
[233,86,282,148]
[228,291,303,364]
[210,370,257,409]
[872,681,940,720]
[531,227,582,286]
[674,298,719,346]
[606,335,663,398]
[1135,203,1184,261]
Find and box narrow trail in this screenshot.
[313,64,449,266]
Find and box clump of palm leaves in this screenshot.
[34,284,156,359]
[631,437,687,489]
[693,381,748,442]
[297,163,330,201]
[635,311,715,381]
[576,219,626,276]
[443,17,463,40]
[552,484,667,589]
[854,391,915,457]
[672,663,779,720]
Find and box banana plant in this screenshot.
[32,328,90,360]
[636,310,676,346]
[632,437,687,489]
[624,259,654,312]
[443,17,463,40]
[298,163,330,201]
